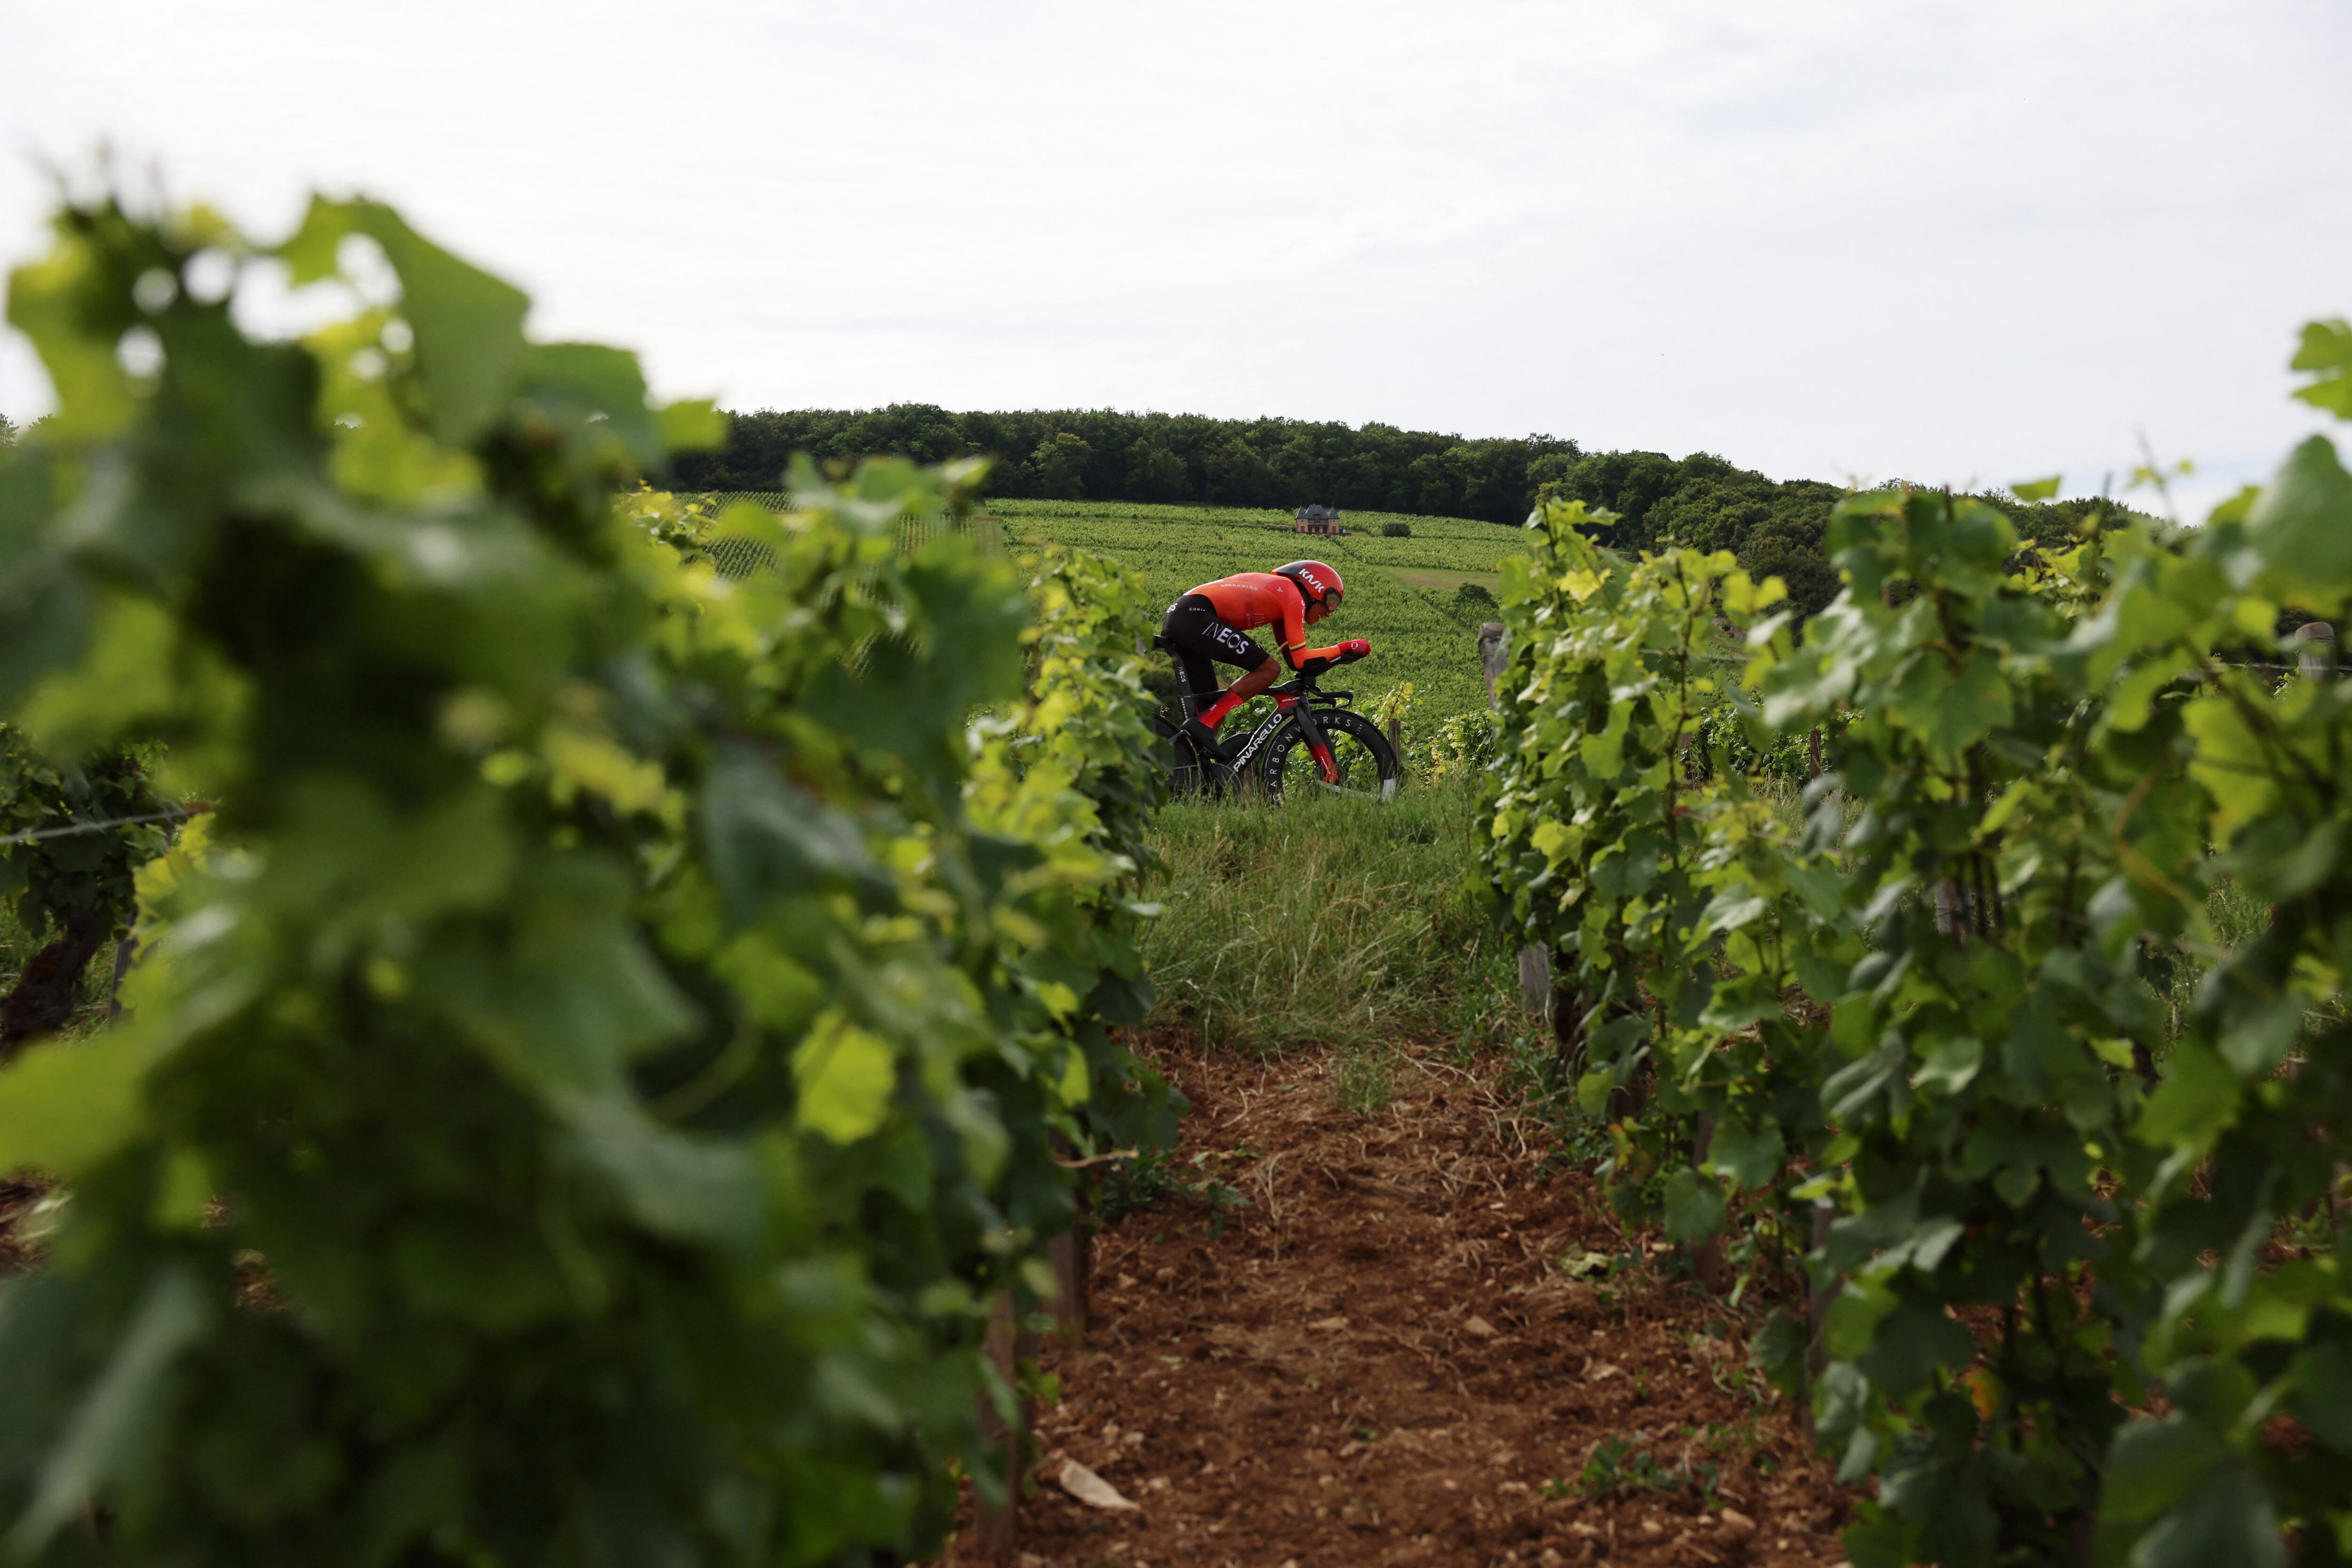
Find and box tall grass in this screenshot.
[1139,781,1514,1059]
[1137,767,2273,1084]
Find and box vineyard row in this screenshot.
[1483,338,2352,1567]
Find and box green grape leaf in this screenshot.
[2117,1455,2284,1568]
[284,199,530,444]
[2104,1418,2225,1523]
[0,449,93,704]
[793,1015,901,1145]
[520,342,661,466]
[2244,434,2352,597]
[1748,1306,1811,1404]
[1704,1115,1786,1191]
[1855,1297,1976,1397]
[698,743,885,926]
[351,1446,466,1568]
[388,1216,571,1330]
[420,858,698,1099]
[1890,648,2010,759]
[4,227,135,439]
[1840,1504,1909,1568]
[2290,318,2352,419]
[2011,475,2062,502]
[2182,693,2280,839]
[2286,1343,2352,1454]
[2218,993,2304,1077]
[1661,1167,1727,1242]
[803,554,1028,794]
[1696,890,1768,939]
[1825,1277,1900,1362]
[4,1266,212,1560]
[0,1027,169,1178]
[658,399,727,452]
[557,1093,763,1250]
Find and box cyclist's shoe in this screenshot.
[1180,716,1222,756]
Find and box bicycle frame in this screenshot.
[1192,671,1352,787]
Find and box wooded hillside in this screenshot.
[674,405,2119,620]
[673,403,1576,523]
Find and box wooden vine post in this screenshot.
[1803,1198,1837,1441]
[974,1157,1092,1557]
[1687,1114,1729,1293]
[1048,1158,1090,1343]
[2295,619,2335,679]
[1483,621,1555,1024]
[971,1292,1029,1560]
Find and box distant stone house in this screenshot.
[1293,504,1346,535]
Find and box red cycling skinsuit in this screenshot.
[1160,572,1359,729]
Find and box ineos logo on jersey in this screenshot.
[1206,623,1258,661]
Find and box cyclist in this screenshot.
[1162,559,1369,752]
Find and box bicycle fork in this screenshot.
[1288,698,1341,785]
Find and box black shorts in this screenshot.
[1160,594,1270,706]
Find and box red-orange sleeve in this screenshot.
[1276,585,1310,665]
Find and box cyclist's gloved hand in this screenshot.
[1337,639,1371,662]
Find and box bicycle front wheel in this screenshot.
[1259,708,1400,802]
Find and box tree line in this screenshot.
[672,404,2116,621]
[671,404,1580,525]
[1533,449,2117,619]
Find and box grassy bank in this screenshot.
[1138,782,1514,1072]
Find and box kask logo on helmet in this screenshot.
[1277,559,1344,606]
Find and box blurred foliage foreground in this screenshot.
[0,192,1178,1565]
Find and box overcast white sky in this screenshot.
[4,0,2347,513]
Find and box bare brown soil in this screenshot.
[959,1038,1854,1568]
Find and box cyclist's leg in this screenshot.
[1161,596,1271,735]
[1173,648,1218,718]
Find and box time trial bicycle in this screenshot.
[1148,641,1400,802]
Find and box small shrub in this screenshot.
[1381,521,1412,537]
[1574,1436,1721,1504]
[1453,581,1498,617]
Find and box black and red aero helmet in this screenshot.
[1275,559,1345,610]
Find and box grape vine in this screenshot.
[1486,321,2352,1566]
[0,191,1171,1565]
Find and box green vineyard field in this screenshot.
[705,492,1528,721]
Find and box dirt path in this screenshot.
[980,1038,1853,1568]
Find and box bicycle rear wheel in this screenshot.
[1150,711,1214,797]
[1259,708,1400,802]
